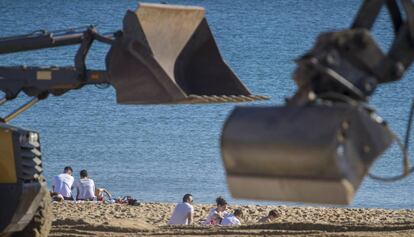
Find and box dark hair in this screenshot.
[80,169,88,178]
[64,166,73,173]
[182,194,192,203]
[234,209,243,217]
[269,210,279,218]
[216,196,227,206]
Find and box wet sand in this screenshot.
[50,202,414,236]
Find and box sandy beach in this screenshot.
[49,202,414,236]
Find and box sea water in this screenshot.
[0,0,413,208]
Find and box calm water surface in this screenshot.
[0,0,413,208]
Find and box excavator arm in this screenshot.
[0,26,111,99]
[0,3,266,107]
[0,3,266,236]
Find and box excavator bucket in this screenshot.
[221,104,393,204]
[106,3,266,104]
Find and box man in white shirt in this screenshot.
[52,166,74,200]
[74,169,96,201]
[168,194,194,225]
[221,209,243,226]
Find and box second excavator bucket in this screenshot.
[106,3,265,104]
[221,104,393,204]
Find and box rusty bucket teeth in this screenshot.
[106,3,265,104]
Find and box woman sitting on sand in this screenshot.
[203,196,228,225]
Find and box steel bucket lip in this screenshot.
[117,94,269,105]
[226,174,355,205]
[138,2,205,11]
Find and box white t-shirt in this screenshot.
[221,214,241,226]
[203,208,228,225]
[52,173,74,198]
[168,202,194,225]
[75,178,96,200]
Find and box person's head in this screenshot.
[215,196,227,212]
[80,169,88,179]
[182,194,193,204]
[52,193,64,202]
[211,213,223,225]
[63,166,73,175]
[234,209,243,218]
[268,210,279,219]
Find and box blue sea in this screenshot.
[0,0,413,209]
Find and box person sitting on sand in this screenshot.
[74,169,96,201]
[168,194,194,225]
[52,166,74,200]
[258,209,280,223]
[50,192,64,202]
[203,196,228,225]
[95,188,112,202]
[221,209,243,226]
[210,213,223,225]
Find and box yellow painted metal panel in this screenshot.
[0,128,17,183]
[36,71,52,80]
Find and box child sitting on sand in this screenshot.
[221,209,243,226]
[258,209,280,223]
[95,188,112,202]
[209,213,223,225]
[203,196,228,225]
